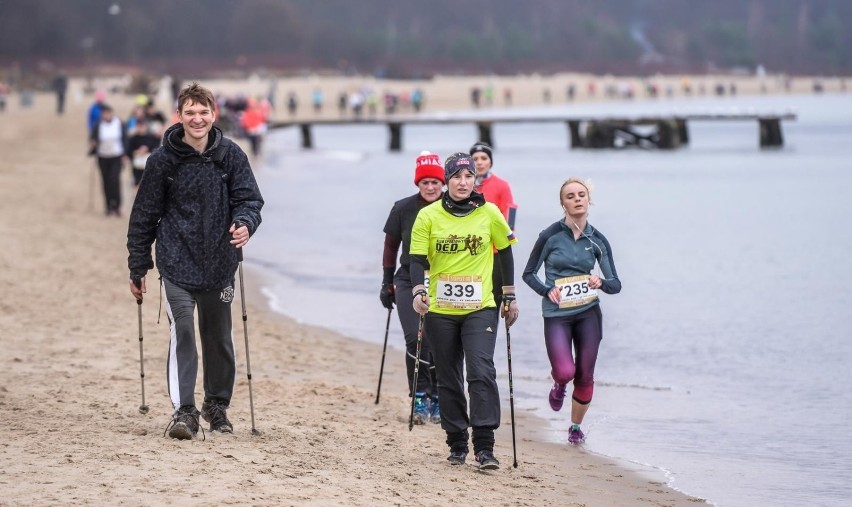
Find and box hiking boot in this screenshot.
[166,405,200,440]
[412,392,429,425]
[549,382,566,411]
[475,450,500,470]
[429,395,441,424]
[447,450,467,465]
[568,424,585,445]
[201,400,233,433]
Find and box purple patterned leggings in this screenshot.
[543,305,602,405]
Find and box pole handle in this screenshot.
[132,276,143,304]
[234,221,245,261]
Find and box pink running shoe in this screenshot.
[568,424,585,445]
[549,382,566,411]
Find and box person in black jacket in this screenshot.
[127,82,264,440]
[126,117,160,187]
[380,151,445,425]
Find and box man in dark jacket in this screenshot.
[127,82,264,440]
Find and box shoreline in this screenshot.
[242,262,707,502]
[0,88,706,505]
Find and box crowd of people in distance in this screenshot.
[281,86,425,119]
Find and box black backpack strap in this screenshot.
[164,143,231,191]
[211,144,230,183]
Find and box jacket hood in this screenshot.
[162,122,224,159]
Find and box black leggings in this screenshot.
[394,274,437,397]
[97,156,122,213]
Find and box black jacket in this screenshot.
[127,123,264,291]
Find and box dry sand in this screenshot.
[0,90,707,506]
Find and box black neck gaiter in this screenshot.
[442,190,486,217]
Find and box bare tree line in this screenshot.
[1,0,849,75]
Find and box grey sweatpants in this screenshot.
[163,278,236,410]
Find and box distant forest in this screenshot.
[1,0,850,76]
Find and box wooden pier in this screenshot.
[268,111,796,151]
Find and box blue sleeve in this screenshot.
[522,228,554,297]
[594,231,622,295]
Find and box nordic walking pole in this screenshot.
[235,222,260,436]
[374,307,393,404]
[133,279,149,414]
[408,315,425,431]
[505,312,518,468]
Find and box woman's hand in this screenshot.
[412,284,429,316]
[548,286,561,305]
[589,275,602,289]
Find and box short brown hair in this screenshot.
[177,82,215,114]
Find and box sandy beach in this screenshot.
[0,87,709,506]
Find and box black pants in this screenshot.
[426,308,500,454]
[163,279,236,410]
[97,156,122,214]
[394,272,437,397]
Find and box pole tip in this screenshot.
[139,405,149,414]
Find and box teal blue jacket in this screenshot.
[522,219,621,317]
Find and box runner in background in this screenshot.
[127,117,160,187]
[380,151,445,425]
[470,142,517,308]
[522,177,621,445]
[89,104,127,216]
[409,152,519,470]
[240,98,268,158]
[87,90,107,132]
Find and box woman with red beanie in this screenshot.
[379,151,445,425]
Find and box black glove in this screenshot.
[380,282,395,309]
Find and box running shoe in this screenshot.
[447,450,467,465]
[568,424,585,445]
[165,405,201,440]
[475,450,500,470]
[549,382,566,411]
[412,392,429,425]
[429,395,441,424]
[201,400,233,433]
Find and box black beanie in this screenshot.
[469,142,493,163]
[444,152,476,181]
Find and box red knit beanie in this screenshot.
[414,151,445,185]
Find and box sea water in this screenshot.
[246,92,852,507]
